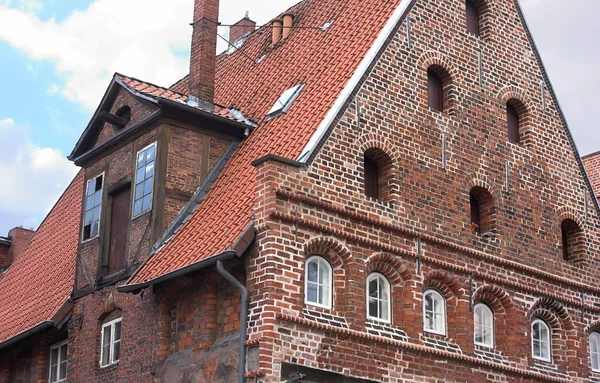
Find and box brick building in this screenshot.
[1,0,599,382]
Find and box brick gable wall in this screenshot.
[245,0,600,381]
[583,152,600,201]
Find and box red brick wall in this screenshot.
[245,0,600,381]
[583,152,600,200]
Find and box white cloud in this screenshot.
[0,0,300,112]
[0,118,79,233]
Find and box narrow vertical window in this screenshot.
[367,273,391,323]
[507,102,520,144]
[466,0,481,36]
[133,142,156,217]
[49,341,68,383]
[561,218,584,262]
[474,303,494,347]
[590,332,600,372]
[364,155,380,199]
[427,69,443,112]
[100,317,122,367]
[470,193,481,233]
[83,173,104,241]
[561,221,570,261]
[305,256,332,309]
[532,319,551,362]
[423,289,446,335]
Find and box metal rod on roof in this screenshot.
[216,33,256,64]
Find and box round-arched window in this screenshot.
[366,273,391,323]
[305,256,332,309]
[423,289,446,335]
[531,319,551,362]
[590,332,600,371]
[474,303,494,347]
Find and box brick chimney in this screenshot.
[229,12,256,43]
[0,227,35,271]
[189,0,220,104]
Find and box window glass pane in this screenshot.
[593,354,600,371]
[50,364,58,382]
[319,285,329,306]
[59,360,67,380]
[137,151,146,167]
[60,344,67,362]
[136,167,145,183]
[113,340,121,362]
[133,200,143,216]
[92,206,101,222]
[91,222,99,238]
[380,299,389,321]
[424,293,433,313]
[87,179,95,196]
[307,282,317,303]
[424,311,433,330]
[369,297,378,318]
[145,162,155,178]
[369,279,378,297]
[135,183,144,200]
[93,190,102,206]
[308,261,318,283]
[114,321,122,341]
[143,178,153,196]
[85,195,94,210]
[147,145,156,161]
[142,194,152,211]
[591,334,599,353]
[318,262,329,285]
[51,347,59,366]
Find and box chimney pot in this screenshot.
[189,0,220,104]
[272,18,283,45]
[282,13,295,40]
[229,12,256,44]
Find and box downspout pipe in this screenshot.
[217,257,248,383]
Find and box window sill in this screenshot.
[81,235,100,245]
[97,269,129,288]
[132,208,152,221]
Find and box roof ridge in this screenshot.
[115,72,189,98]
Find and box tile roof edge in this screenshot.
[582,150,600,160]
[515,0,600,219]
[296,0,415,163]
[121,142,240,289]
[0,321,53,350]
[119,221,255,293]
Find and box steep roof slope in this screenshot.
[0,171,83,347]
[583,152,600,200]
[126,0,401,286]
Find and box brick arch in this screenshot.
[356,134,400,201]
[418,51,459,81]
[585,320,600,335]
[355,133,401,165]
[528,298,574,332]
[98,307,122,323]
[497,85,533,111]
[554,206,586,230]
[462,174,502,202]
[473,284,514,314]
[423,270,462,300]
[304,236,352,270]
[497,85,535,146]
[364,252,413,285]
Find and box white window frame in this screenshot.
[48,340,68,383]
[531,319,552,362]
[423,289,446,336]
[366,272,391,323]
[591,332,600,372]
[82,172,105,242]
[304,256,333,309]
[100,317,122,368]
[132,142,157,218]
[474,303,494,348]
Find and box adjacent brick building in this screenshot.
[1,0,599,382]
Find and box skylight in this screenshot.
[267,84,305,119]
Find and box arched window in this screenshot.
[474,303,494,347]
[466,0,481,36]
[507,102,520,144]
[531,319,551,362]
[469,186,494,234]
[590,332,600,371]
[561,219,584,262]
[366,273,391,323]
[423,289,446,335]
[305,256,332,309]
[427,69,444,112]
[364,154,380,200]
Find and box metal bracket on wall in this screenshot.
[284,372,307,383]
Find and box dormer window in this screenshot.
[133,143,156,217]
[83,173,104,241]
[266,84,304,119]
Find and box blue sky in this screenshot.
[0,0,598,235]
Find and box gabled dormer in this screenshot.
[69,74,255,297]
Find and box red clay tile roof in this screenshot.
[583,152,600,200]
[116,73,254,126]
[0,171,83,346]
[127,0,399,286]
